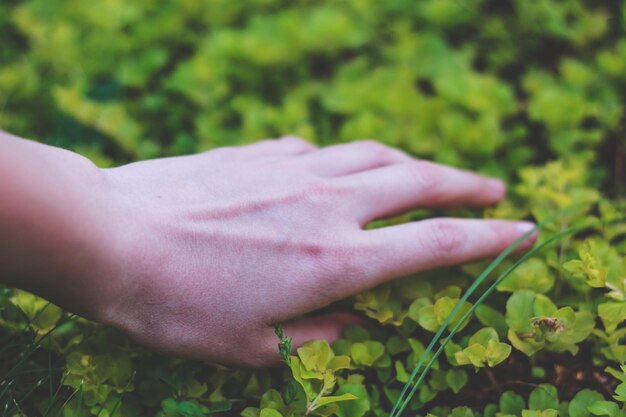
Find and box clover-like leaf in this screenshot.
[522,409,558,417]
[445,369,467,394]
[298,340,334,373]
[351,341,385,367]
[335,384,369,417]
[498,258,554,293]
[528,384,559,410]
[588,401,619,417]
[455,327,511,368]
[500,391,526,415]
[569,390,604,417]
[315,393,358,407]
[598,302,626,333]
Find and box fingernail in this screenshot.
[516,221,536,234]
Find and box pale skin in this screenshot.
[0,131,536,367]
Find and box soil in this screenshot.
[428,346,618,410]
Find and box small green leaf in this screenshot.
[485,340,512,367]
[533,294,558,317]
[10,291,63,331]
[329,355,351,372]
[484,403,498,417]
[613,383,626,402]
[344,325,371,342]
[598,302,626,333]
[259,409,283,417]
[455,328,510,368]
[260,389,284,410]
[415,303,439,332]
[500,391,526,415]
[419,383,437,403]
[335,384,369,417]
[298,340,333,372]
[289,357,317,402]
[315,393,358,407]
[445,369,467,394]
[475,304,508,336]
[351,341,385,367]
[569,389,604,417]
[469,327,499,346]
[522,409,558,417]
[241,407,260,417]
[395,360,409,383]
[498,258,554,293]
[506,290,536,333]
[386,336,410,355]
[529,384,559,410]
[588,400,619,417]
[433,296,473,332]
[206,400,232,413]
[563,240,609,288]
[532,366,546,378]
[449,406,474,417]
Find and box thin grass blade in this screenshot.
[391,215,625,416]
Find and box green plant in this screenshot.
[274,324,293,368]
[389,214,626,417]
[2,0,626,416]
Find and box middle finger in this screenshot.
[338,160,506,225]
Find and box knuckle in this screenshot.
[324,177,355,197]
[280,135,315,148]
[357,139,384,149]
[302,238,369,300]
[255,138,276,145]
[424,219,465,257]
[203,145,235,159]
[407,160,443,195]
[356,139,391,156]
[300,178,348,207]
[333,243,368,279]
[279,135,305,143]
[336,249,370,291]
[353,140,410,164]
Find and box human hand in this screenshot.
[88,137,535,366]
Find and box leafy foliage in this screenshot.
[1,0,626,416]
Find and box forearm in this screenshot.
[0,131,115,319]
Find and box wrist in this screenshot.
[0,134,121,321]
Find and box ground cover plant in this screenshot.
[1,0,626,416]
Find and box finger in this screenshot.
[283,312,366,350]
[295,140,411,177]
[244,136,317,156]
[338,160,505,224]
[354,219,536,293]
[255,313,364,366]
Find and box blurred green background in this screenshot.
[1,0,626,416]
[1,0,624,188]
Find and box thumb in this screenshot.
[254,312,366,367]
